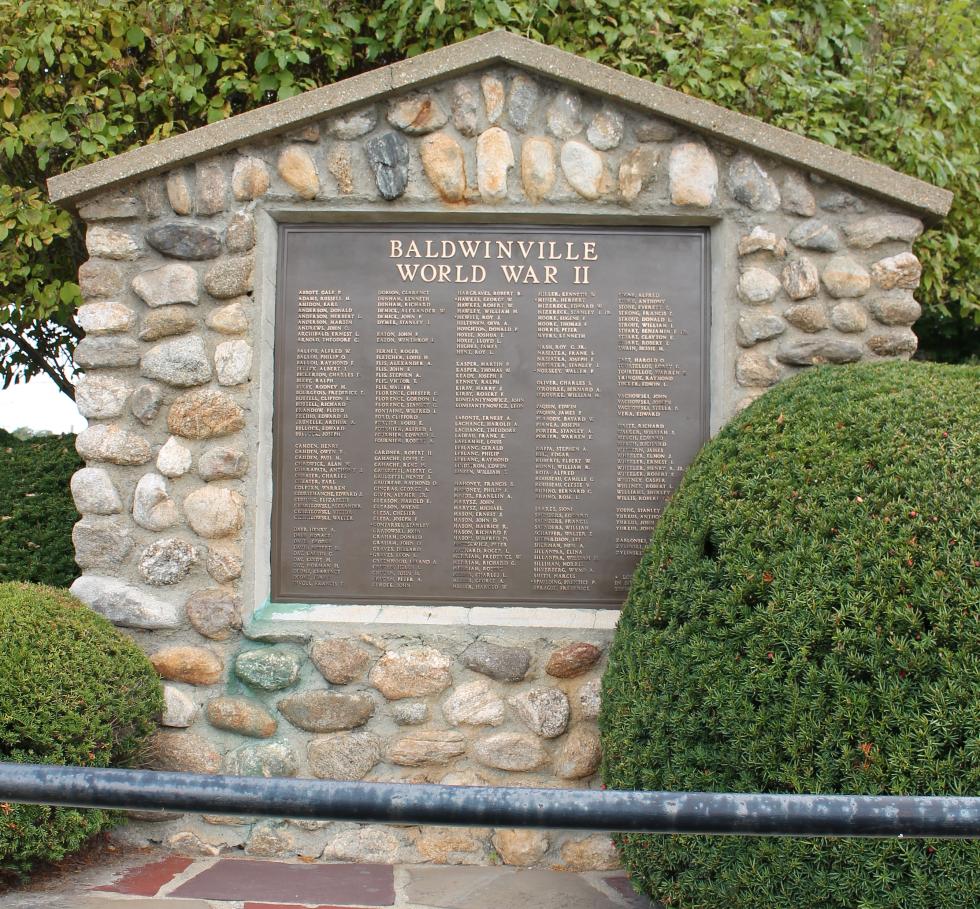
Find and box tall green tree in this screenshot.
[1,0,976,397]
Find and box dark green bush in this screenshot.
[0,430,81,587]
[601,361,980,908]
[0,583,163,876]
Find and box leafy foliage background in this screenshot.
[0,0,977,394]
[601,361,980,907]
[0,429,80,587]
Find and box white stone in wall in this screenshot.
[71,467,123,515]
[559,140,605,201]
[183,486,245,539]
[77,302,136,335]
[214,340,252,386]
[133,472,180,531]
[157,436,193,478]
[328,106,377,140]
[546,90,583,139]
[476,127,514,203]
[618,147,657,203]
[75,375,130,419]
[441,680,506,727]
[520,136,556,204]
[161,684,198,727]
[737,268,781,304]
[140,335,213,387]
[668,143,717,207]
[86,225,142,260]
[70,575,181,629]
[76,424,152,465]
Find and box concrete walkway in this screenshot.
[0,850,656,909]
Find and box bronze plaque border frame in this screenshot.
[270,222,711,610]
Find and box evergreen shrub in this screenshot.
[0,583,163,876]
[0,429,81,587]
[601,361,980,908]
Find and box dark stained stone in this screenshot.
[462,641,531,682]
[776,338,863,366]
[146,222,222,260]
[365,131,410,200]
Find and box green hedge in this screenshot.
[601,361,980,908]
[0,429,80,587]
[0,582,163,876]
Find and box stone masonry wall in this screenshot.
[67,64,926,867]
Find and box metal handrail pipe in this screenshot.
[2,764,979,838]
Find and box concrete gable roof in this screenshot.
[48,30,952,219]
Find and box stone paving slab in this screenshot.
[168,859,395,906]
[402,865,626,909]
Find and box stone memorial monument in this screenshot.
[49,31,950,866]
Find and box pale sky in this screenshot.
[0,374,87,435]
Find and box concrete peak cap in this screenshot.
[48,29,951,220]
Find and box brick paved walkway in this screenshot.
[0,851,656,909]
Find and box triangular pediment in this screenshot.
[48,30,950,219]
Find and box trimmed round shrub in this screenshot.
[601,362,980,908]
[0,583,163,875]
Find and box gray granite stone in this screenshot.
[776,338,863,366]
[506,74,539,132]
[131,383,164,424]
[75,336,140,368]
[140,335,213,387]
[132,262,200,307]
[789,219,841,252]
[138,537,198,586]
[736,312,786,347]
[72,516,133,569]
[70,575,181,629]
[727,155,780,211]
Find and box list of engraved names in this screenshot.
[273,226,707,607]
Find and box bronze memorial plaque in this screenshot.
[272,225,708,608]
